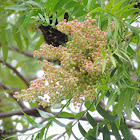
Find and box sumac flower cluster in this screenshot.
[14,16,113,107]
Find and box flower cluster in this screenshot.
[14,16,113,107]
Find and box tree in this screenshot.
[0,0,140,139]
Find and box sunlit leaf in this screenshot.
[75,111,85,119]
[110,0,124,13]
[37,109,54,118]
[110,55,116,67]
[85,100,95,112]
[58,111,75,118]
[89,7,104,15]
[102,58,106,74]
[105,0,113,11]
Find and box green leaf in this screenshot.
[115,52,128,62]
[105,91,117,110]
[54,0,69,10]
[75,111,85,119]
[65,122,73,138]
[5,5,28,11]
[86,128,96,140]
[116,3,136,16]
[52,118,69,128]
[113,53,123,64]
[102,126,110,140]
[0,31,8,60]
[12,26,24,51]
[133,107,140,120]
[120,50,132,65]
[85,100,95,112]
[110,67,117,77]
[92,57,104,71]
[46,134,58,140]
[78,122,87,137]
[23,10,34,27]
[120,8,140,19]
[117,90,124,120]
[105,0,113,11]
[82,0,88,6]
[35,127,45,139]
[110,0,124,13]
[111,122,121,140]
[72,9,87,17]
[45,120,52,137]
[37,109,54,118]
[102,58,106,74]
[38,13,44,21]
[4,134,30,140]
[86,112,97,127]
[63,1,79,9]
[107,27,112,42]
[101,47,105,57]
[6,29,13,45]
[120,119,131,140]
[23,112,44,128]
[89,7,104,15]
[124,89,132,119]
[25,1,42,7]
[97,105,118,121]
[132,93,139,110]
[96,91,107,106]
[125,24,139,44]
[58,111,75,118]
[86,0,96,11]
[110,55,116,67]
[96,85,108,91]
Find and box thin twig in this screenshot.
[0,59,29,87]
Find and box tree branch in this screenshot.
[0,107,140,130]
[10,46,35,59]
[0,82,27,109]
[0,59,29,87]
